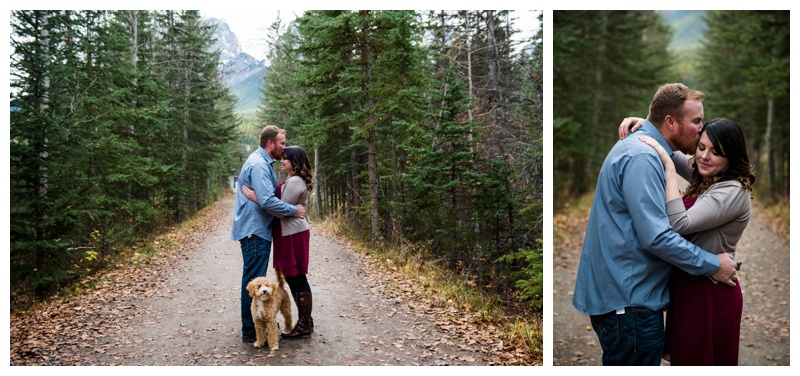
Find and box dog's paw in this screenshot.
[253,341,265,348]
[270,345,279,351]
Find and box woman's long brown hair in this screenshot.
[684,118,755,198]
[283,146,314,191]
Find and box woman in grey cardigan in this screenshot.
[244,145,315,339]
[638,118,755,365]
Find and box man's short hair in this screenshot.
[259,125,286,148]
[647,83,705,127]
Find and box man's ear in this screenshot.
[664,115,676,131]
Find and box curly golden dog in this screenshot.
[246,270,293,350]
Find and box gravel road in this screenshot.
[553,202,790,366]
[11,194,523,366]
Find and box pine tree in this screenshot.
[553,10,673,198]
[10,10,239,301]
[11,11,148,292]
[365,10,431,243]
[11,10,73,293]
[698,11,790,197]
[282,10,355,228]
[258,9,544,315]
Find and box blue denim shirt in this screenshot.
[572,120,720,316]
[230,147,297,242]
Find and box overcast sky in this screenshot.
[200,10,304,59]
[201,10,542,60]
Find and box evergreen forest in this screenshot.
[257,10,543,312]
[10,10,240,301]
[9,9,544,330]
[554,10,790,213]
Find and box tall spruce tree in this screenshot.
[258,10,544,315]
[698,11,790,197]
[10,10,239,301]
[11,11,151,292]
[280,10,359,229]
[11,10,78,293]
[365,10,430,243]
[553,10,673,200]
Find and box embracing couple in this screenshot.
[230,125,316,344]
[573,83,756,366]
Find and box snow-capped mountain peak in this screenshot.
[204,17,267,115]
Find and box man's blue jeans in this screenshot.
[590,307,665,366]
[239,235,271,338]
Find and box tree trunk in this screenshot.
[467,11,483,235]
[126,10,139,125]
[35,12,51,272]
[360,10,381,244]
[125,11,139,200]
[314,146,322,214]
[765,97,774,193]
[484,10,507,138]
[464,11,475,154]
[586,11,608,192]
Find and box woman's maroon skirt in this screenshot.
[664,266,743,365]
[272,219,309,277]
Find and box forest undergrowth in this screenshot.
[753,194,790,237]
[9,194,223,314]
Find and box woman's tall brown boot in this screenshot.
[282,292,313,339]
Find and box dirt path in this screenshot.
[10,194,523,366]
[553,201,790,366]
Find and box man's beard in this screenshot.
[675,135,698,154]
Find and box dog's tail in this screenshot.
[275,268,286,287]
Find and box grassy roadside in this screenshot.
[312,212,543,365]
[753,195,790,238]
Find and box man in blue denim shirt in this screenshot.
[573,83,738,365]
[231,125,305,343]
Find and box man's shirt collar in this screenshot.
[258,147,276,164]
[639,120,675,156]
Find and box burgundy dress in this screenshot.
[663,195,743,365]
[272,182,310,277]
